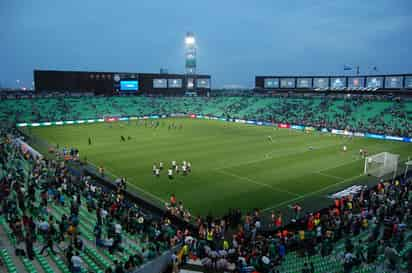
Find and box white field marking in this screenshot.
[314,172,345,180]
[215,169,302,198]
[261,173,364,212]
[87,160,167,204]
[214,141,341,171]
[316,157,361,173]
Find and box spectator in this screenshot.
[71,251,83,273]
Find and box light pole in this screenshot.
[185,32,197,92]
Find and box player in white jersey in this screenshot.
[155,168,160,177]
[168,168,173,179]
[159,161,164,170]
[152,164,157,175]
[343,145,347,152]
[187,162,191,172]
[182,165,187,175]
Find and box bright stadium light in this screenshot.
[185,36,195,45]
[185,32,197,75]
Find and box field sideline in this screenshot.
[25,118,412,217]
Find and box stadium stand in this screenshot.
[0,95,411,137]
[179,177,412,273]
[0,94,411,273]
[0,130,181,273]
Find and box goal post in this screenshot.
[364,152,399,179]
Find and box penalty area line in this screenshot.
[215,169,302,198]
[314,171,345,180]
[261,173,364,212]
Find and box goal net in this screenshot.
[364,152,399,178]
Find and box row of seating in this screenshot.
[0,95,411,136]
[0,131,174,273]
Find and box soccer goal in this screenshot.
[364,152,399,178]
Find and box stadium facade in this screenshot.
[34,70,211,95]
[256,73,412,92]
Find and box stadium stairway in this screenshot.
[0,189,160,273]
[0,222,25,273]
[0,141,171,273]
[0,216,63,273]
[47,193,168,268]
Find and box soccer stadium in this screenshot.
[1,1,412,273]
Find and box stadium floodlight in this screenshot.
[185,36,196,45]
[185,32,197,76]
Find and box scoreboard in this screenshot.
[331,77,346,89]
[405,76,412,88]
[256,73,412,92]
[313,78,329,89]
[264,78,279,88]
[280,78,295,88]
[297,78,311,88]
[385,76,402,89]
[348,77,365,89]
[366,77,384,88]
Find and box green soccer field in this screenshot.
[25,118,412,217]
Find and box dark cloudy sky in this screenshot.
[1,0,411,88]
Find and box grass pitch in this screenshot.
[26,118,412,217]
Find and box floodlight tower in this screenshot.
[185,32,197,91]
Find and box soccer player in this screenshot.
[343,145,347,152]
[187,161,191,172]
[120,136,126,142]
[155,168,160,177]
[268,135,273,142]
[168,168,173,180]
[159,161,164,170]
[172,160,176,168]
[88,137,92,145]
[359,148,363,157]
[152,163,157,175]
[182,164,187,175]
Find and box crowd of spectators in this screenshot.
[176,176,412,272]
[1,94,411,137]
[0,130,185,273]
[1,122,412,273]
